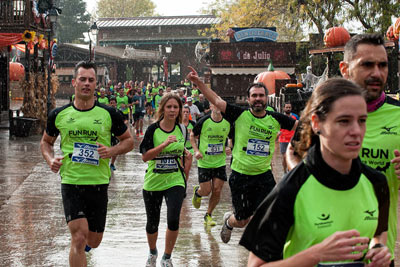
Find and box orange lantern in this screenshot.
[324,27,351,47]
[9,62,25,81]
[254,62,290,95]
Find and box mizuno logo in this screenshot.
[67,118,75,123]
[89,137,98,142]
[364,210,376,217]
[93,119,102,125]
[382,126,396,132]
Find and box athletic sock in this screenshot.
[162,253,171,260]
[150,248,158,255]
[85,245,92,252]
[195,188,202,198]
[226,217,233,230]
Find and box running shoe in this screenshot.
[110,164,116,171]
[136,131,140,137]
[204,214,216,226]
[140,130,144,136]
[220,212,233,243]
[160,258,173,267]
[192,185,201,209]
[145,252,157,267]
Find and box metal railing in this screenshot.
[0,0,44,32]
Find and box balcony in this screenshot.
[0,0,46,34]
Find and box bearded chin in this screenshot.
[251,103,266,112]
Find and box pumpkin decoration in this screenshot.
[387,25,396,41]
[323,27,351,48]
[9,62,25,81]
[254,62,290,95]
[393,17,400,39]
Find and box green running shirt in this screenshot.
[240,144,389,265]
[46,102,127,185]
[223,103,295,175]
[185,120,195,154]
[359,97,400,258]
[97,97,109,105]
[116,95,129,114]
[140,122,186,191]
[193,115,230,168]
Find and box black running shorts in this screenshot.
[61,184,109,233]
[229,170,275,221]
[198,166,227,183]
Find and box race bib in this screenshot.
[207,143,223,155]
[317,262,364,267]
[71,142,99,166]
[154,158,178,173]
[246,139,269,157]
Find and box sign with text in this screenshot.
[234,28,278,42]
[210,42,296,67]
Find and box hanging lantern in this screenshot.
[9,62,25,81]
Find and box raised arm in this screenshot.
[186,66,227,113]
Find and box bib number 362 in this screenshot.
[246,139,269,157]
[71,142,100,166]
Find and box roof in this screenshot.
[56,67,107,76]
[97,15,220,28]
[211,67,295,75]
[61,43,160,60]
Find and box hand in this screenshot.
[164,135,177,146]
[186,66,201,84]
[97,143,113,159]
[364,245,391,267]
[391,150,400,179]
[49,156,64,173]
[226,147,232,156]
[312,230,369,263]
[194,151,203,160]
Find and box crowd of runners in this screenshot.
[40,33,400,267]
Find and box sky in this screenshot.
[85,0,215,16]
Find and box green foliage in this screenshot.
[54,0,91,44]
[97,0,156,17]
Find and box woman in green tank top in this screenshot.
[241,78,391,267]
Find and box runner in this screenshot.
[182,105,196,155]
[140,93,192,267]
[109,96,124,171]
[240,78,390,267]
[116,87,130,125]
[190,103,231,226]
[187,67,297,243]
[287,33,400,266]
[279,102,297,174]
[133,89,146,137]
[97,88,109,105]
[40,61,134,266]
[153,88,164,113]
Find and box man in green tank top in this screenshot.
[190,103,231,226]
[40,61,134,266]
[187,67,297,243]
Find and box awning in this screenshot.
[211,67,295,75]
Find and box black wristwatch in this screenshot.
[371,243,385,249]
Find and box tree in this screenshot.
[343,0,400,34]
[203,0,305,42]
[97,0,156,18]
[54,0,91,44]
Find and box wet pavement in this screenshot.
[1,98,400,266]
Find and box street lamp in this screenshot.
[47,7,59,114]
[88,22,98,61]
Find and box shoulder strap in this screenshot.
[179,123,187,147]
